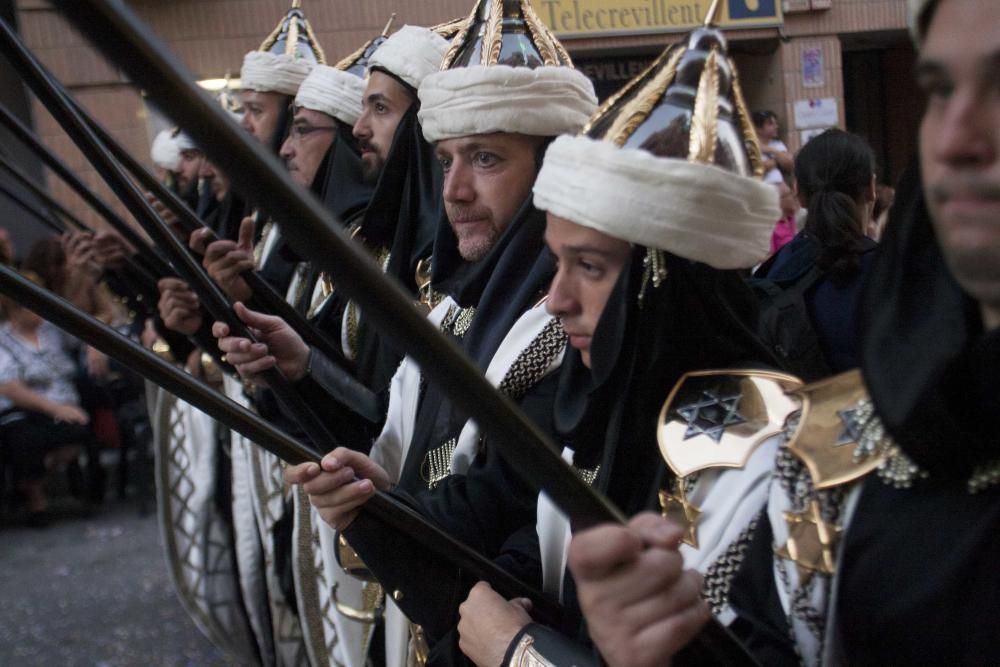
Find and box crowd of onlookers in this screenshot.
[0,227,150,527]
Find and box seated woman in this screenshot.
[755,129,879,374]
[0,271,92,525]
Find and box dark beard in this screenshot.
[360,153,384,186]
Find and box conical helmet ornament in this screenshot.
[259,0,326,65]
[441,0,572,69]
[582,0,763,177]
[216,75,243,114]
[431,17,469,42]
[532,0,778,270]
[334,14,396,77]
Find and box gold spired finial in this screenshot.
[578,20,762,178]
[258,0,326,64]
[704,0,723,26]
[442,0,572,69]
[382,13,397,37]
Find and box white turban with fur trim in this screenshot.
[418,65,597,143]
[294,65,365,126]
[908,0,938,44]
[241,50,314,96]
[367,25,449,91]
[150,129,181,171]
[533,135,779,270]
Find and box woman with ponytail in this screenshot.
[756,128,878,373]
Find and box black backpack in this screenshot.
[750,264,833,383]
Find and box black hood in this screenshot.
[349,105,444,398]
[321,122,375,224]
[357,104,443,289]
[859,161,999,478]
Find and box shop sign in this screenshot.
[539,0,782,38]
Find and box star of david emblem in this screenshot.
[674,390,747,443]
[774,500,842,586]
[834,406,863,447]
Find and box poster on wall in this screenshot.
[801,47,824,87]
[793,97,839,129]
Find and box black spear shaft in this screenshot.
[0,18,342,459]
[50,4,764,664]
[0,151,88,231]
[0,153,162,294]
[61,91,359,380]
[0,180,67,234]
[0,262,563,625]
[0,102,172,279]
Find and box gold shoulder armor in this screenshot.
[787,368,894,490]
[658,369,803,477]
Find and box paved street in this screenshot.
[0,498,236,666]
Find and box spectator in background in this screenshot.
[770,180,799,254]
[756,128,878,372]
[869,183,896,240]
[0,226,14,265]
[0,270,94,526]
[753,110,794,184]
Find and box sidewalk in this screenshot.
[0,499,236,666]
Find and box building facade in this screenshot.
[3,0,919,233]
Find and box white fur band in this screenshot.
[150,129,181,170]
[295,65,365,126]
[367,25,449,91]
[173,130,197,152]
[907,0,936,43]
[418,65,597,142]
[533,135,779,269]
[240,51,314,96]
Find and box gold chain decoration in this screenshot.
[442,304,477,338]
[639,248,669,305]
[421,437,460,490]
[689,47,720,164]
[968,458,1000,494]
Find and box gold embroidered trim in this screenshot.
[521,0,562,66]
[605,46,685,147]
[253,220,274,269]
[442,3,480,68]
[509,634,557,667]
[443,304,477,338]
[689,47,720,164]
[729,65,765,177]
[482,0,505,66]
